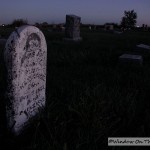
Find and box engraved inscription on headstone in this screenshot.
[4,25,47,134]
[65,14,82,41]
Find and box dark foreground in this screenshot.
[0,27,150,150]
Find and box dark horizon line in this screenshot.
[1,22,148,27]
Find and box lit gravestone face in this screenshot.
[4,25,47,134]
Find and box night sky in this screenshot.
[0,0,150,26]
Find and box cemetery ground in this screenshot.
[1,27,150,150]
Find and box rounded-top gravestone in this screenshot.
[4,25,47,134]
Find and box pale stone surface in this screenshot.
[4,25,47,134]
[119,54,143,65]
[64,14,82,41]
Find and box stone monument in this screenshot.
[4,25,47,134]
[64,14,82,41]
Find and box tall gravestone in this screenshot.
[64,14,82,41]
[4,25,47,134]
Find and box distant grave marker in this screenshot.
[119,54,143,66]
[64,14,82,41]
[4,25,47,134]
[105,24,114,31]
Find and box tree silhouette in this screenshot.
[11,19,28,27]
[121,10,137,29]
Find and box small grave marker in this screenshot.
[119,54,143,65]
[135,44,150,53]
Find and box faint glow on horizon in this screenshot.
[0,0,150,26]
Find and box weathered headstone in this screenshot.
[64,14,82,41]
[4,25,47,134]
[119,54,143,65]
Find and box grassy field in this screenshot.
[1,27,150,149]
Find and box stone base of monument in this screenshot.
[135,44,150,53]
[63,37,82,42]
[119,54,143,66]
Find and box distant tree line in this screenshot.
[2,10,150,32]
[10,19,28,27]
